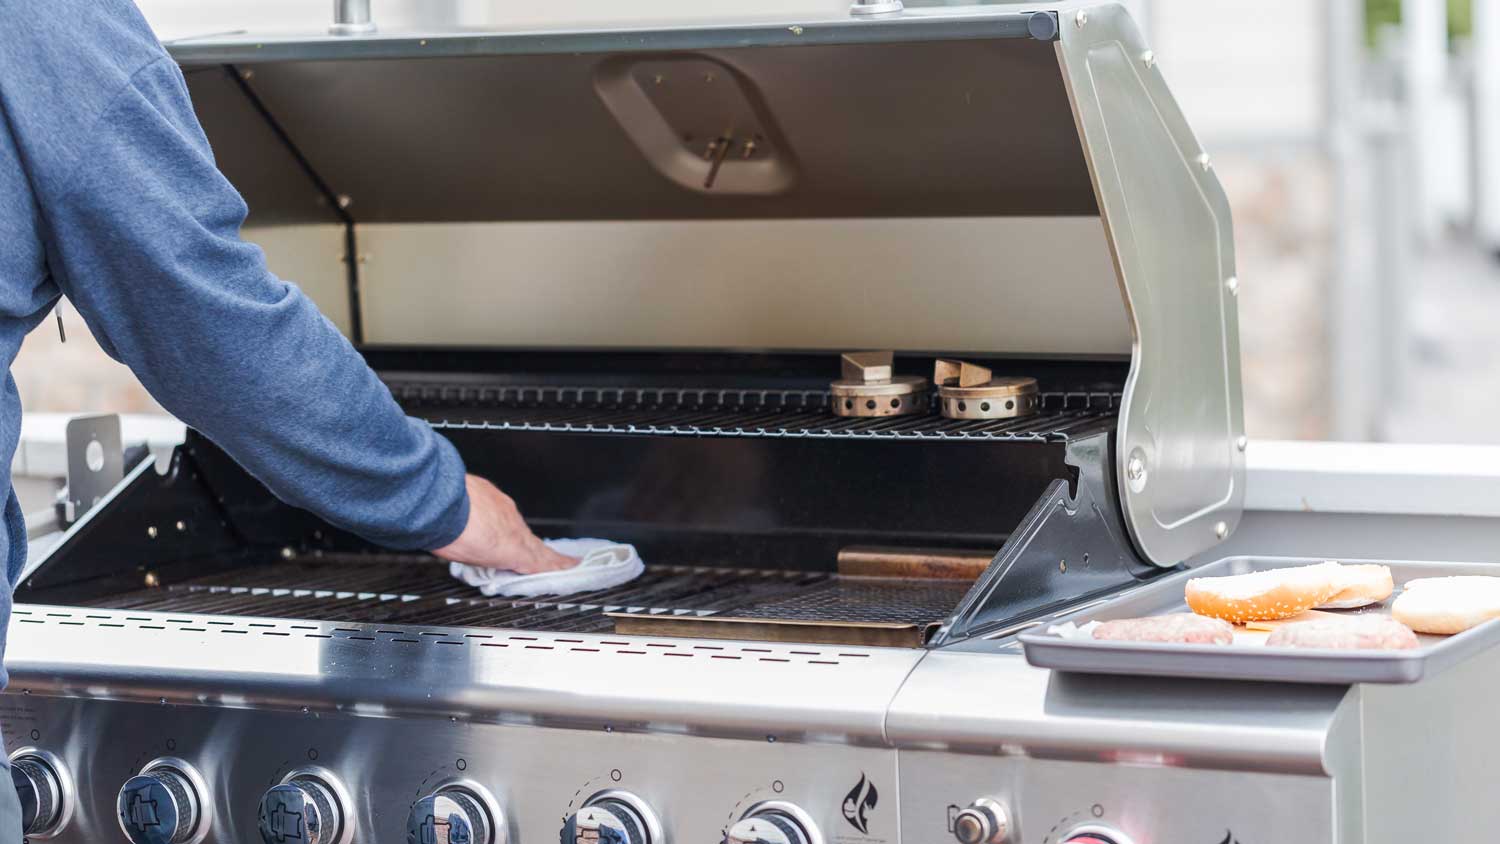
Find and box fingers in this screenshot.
[431,474,578,574]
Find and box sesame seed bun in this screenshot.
[1185,561,1349,624]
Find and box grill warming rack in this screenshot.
[388,381,1120,442]
[81,557,975,646]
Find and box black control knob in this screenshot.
[116,766,201,844]
[952,799,1010,844]
[726,802,818,844]
[408,786,493,844]
[561,791,661,844]
[259,775,344,844]
[10,753,64,835]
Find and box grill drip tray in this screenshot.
[79,556,974,647]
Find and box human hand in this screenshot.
[431,475,576,573]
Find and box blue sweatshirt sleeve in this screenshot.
[27,57,471,551]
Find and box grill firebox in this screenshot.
[22,365,1151,649]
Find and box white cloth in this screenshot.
[448,538,645,598]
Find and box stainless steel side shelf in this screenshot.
[1019,556,1500,684]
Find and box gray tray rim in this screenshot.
[1018,556,1500,685]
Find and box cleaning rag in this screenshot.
[448,538,645,598]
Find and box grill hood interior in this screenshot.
[167,3,1244,566]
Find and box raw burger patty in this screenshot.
[1092,613,1234,645]
[1265,616,1418,650]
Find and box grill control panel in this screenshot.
[0,694,1339,844]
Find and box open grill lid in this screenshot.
[166,2,1243,567]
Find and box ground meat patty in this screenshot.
[1265,616,1419,650]
[1092,613,1235,645]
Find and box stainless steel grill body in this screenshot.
[7,4,1476,843]
[8,601,1497,842]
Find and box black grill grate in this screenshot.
[78,558,962,635]
[387,380,1119,442]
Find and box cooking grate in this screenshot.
[76,558,963,642]
[387,381,1118,442]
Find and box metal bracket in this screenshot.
[931,432,1159,646]
[63,414,123,524]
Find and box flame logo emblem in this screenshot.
[841,774,878,834]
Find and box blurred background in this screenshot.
[17,0,1498,444]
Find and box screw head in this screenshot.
[1237,435,1248,452]
[1075,9,1088,27]
[1141,49,1156,67]
[1197,152,1212,171]
[1226,275,1239,296]
[1126,450,1149,492]
[1215,521,1229,539]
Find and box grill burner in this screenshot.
[76,557,971,645]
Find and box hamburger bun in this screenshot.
[1317,563,1395,609]
[1391,576,1500,635]
[1185,561,1347,624]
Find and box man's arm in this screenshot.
[22,53,567,571]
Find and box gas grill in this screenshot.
[7,4,1488,843]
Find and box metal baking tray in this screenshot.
[1019,556,1500,684]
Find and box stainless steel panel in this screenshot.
[898,752,1335,843]
[1355,637,1500,841]
[0,695,896,844]
[1058,3,1245,565]
[357,218,1130,355]
[1018,557,1500,684]
[177,29,1091,222]
[887,651,1347,775]
[3,607,917,743]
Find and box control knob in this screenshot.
[951,798,1010,844]
[408,784,495,844]
[116,761,206,844]
[561,790,663,844]
[725,802,820,844]
[10,751,66,836]
[259,772,347,844]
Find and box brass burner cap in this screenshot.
[831,351,929,417]
[933,359,1040,420]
